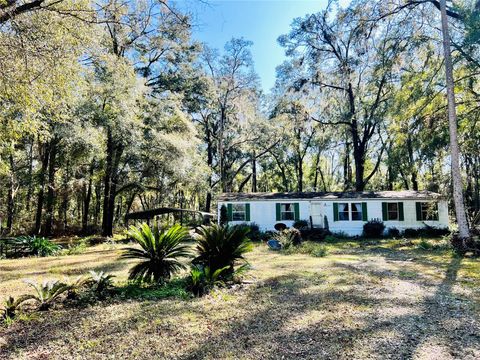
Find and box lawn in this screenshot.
[1,238,480,359]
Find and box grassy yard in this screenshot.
[1,238,480,359]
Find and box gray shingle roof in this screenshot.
[218,190,444,201]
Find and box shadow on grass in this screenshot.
[1,249,479,359]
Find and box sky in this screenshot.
[172,0,347,93]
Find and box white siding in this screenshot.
[218,198,449,236]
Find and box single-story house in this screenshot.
[217,190,449,236]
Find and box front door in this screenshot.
[310,202,323,228]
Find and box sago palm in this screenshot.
[123,223,192,283]
[194,224,253,277]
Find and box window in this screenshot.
[338,203,349,221]
[387,203,399,220]
[351,203,363,221]
[420,202,439,221]
[280,203,295,221]
[232,204,246,221]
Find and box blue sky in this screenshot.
[172,0,343,93]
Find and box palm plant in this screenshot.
[88,271,115,298]
[66,275,91,300]
[122,223,192,284]
[1,295,34,319]
[194,224,253,278]
[15,236,61,257]
[24,279,70,310]
[189,265,229,297]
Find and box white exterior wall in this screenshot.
[218,198,449,236]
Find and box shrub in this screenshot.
[301,228,330,241]
[275,228,302,250]
[418,225,450,237]
[24,279,70,311]
[387,227,400,238]
[363,219,385,238]
[188,265,229,297]
[220,205,228,226]
[324,235,340,243]
[62,238,88,255]
[87,271,115,298]
[123,223,192,284]
[194,224,253,279]
[1,295,33,320]
[15,236,61,257]
[282,242,328,257]
[293,219,309,230]
[66,275,91,300]
[234,223,265,242]
[331,231,350,239]
[403,228,420,238]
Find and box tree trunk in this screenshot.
[44,139,58,236]
[35,141,50,235]
[26,138,34,212]
[82,161,94,233]
[6,154,16,233]
[251,152,257,192]
[440,0,470,239]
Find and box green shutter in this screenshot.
[227,204,233,221]
[245,203,250,221]
[398,202,404,221]
[276,203,281,221]
[333,203,338,222]
[416,202,422,221]
[362,202,368,221]
[382,202,388,221]
[294,203,300,221]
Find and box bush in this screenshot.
[24,279,70,311]
[194,224,253,280]
[220,205,228,226]
[1,296,32,320]
[234,223,265,242]
[87,271,115,298]
[293,219,309,230]
[331,231,350,239]
[300,228,330,242]
[418,225,450,237]
[363,219,385,238]
[14,236,61,257]
[274,223,287,231]
[188,265,229,297]
[403,228,419,238]
[275,228,302,250]
[62,238,88,255]
[324,235,340,243]
[387,227,400,238]
[123,223,192,284]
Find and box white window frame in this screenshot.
[387,203,399,221]
[280,203,295,221]
[421,202,439,221]
[338,203,350,221]
[351,203,363,221]
[232,203,246,221]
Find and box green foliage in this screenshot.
[116,279,190,300]
[220,205,228,226]
[87,271,115,298]
[293,219,309,230]
[274,228,302,250]
[194,225,253,279]
[14,236,61,257]
[62,238,88,255]
[123,223,191,284]
[188,265,230,297]
[283,242,328,257]
[66,275,91,300]
[363,219,386,238]
[1,295,33,320]
[24,279,70,310]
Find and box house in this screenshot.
[217,190,449,236]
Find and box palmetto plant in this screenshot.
[24,279,70,310]
[189,265,229,297]
[194,224,253,278]
[122,223,192,284]
[15,236,61,257]
[1,295,33,319]
[66,275,91,300]
[88,271,115,298]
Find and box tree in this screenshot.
[439,0,470,239]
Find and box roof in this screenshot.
[218,190,444,202]
[125,207,215,220]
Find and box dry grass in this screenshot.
[1,238,480,359]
